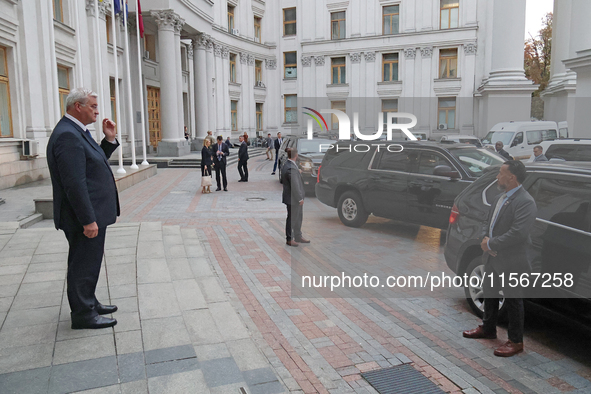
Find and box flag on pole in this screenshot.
[113,0,121,15]
[137,0,144,38]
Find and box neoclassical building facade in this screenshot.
[0,0,589,189]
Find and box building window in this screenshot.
[284,52,297,79]
[110,78,117,123]
[284,94,297,123]
[57,65,70,117]
[382,99,398,129]
[331,11,346,40]
[254,17,261,43]
[228,5,235,32]
[438,97,456,129]
[53,0,63,23]
[144,34,156,61]
[0,46,13,137]
[256,103,263,131]
[255,60,262,84]
[439,48,458,79]
[331,101,346,130]
[106,15,113,44]
[382,53,399,81]
[440,0,459,29]
[231,100,238,131]
[383,5,399,35]
[331,57,346,84]
[283,8,296,36]
[230,53,237,82]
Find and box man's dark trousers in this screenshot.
[215,164,227,189]
[285,204,303,242]
[482,269,524,343]
[238,160,248,181]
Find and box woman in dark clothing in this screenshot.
[201,138,213,193]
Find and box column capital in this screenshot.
[314,56,325,66]
[363,52,375,62]
[221,46,229,59]
[420,47,433,58]
[240,52,248,64]
[193,33,210,49]
[174,17,185,35]
[302,56,312,67]
[214,43,223,57]
[265,58,277,70]
[404,48,417,59]
[247,54,255,66]
[187,43,194,59]
[349,52,362,63]
[86,0,110,19]
[151,9,179,32]
[464,43,478,56]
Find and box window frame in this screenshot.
[382,53,399,82]
[440,0,459,29]
[230,53,237,83]
[283,8,296,36]
[331,11,346,40]
[231,100,238,131]
[228,5,235,32]
[110,77,117,123]
[57,65,70,117]
[256,103,263,131]
[254,16,262,42]
[0,46,13,138]
[284,51,297,79]
[255,60,262,84]
[382,4,400,35]
[331,101,346,130]
[144,34,157,62]
[382,99,398,129]
[53,0,64,23]
[439,48,458,79]
[284,94,297,124]
[438,97,456,129]
[331,57,346,85]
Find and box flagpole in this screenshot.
[93,0,105,141]
[122,1,138,169]
[135,0,149,165]
[112,0,126,174]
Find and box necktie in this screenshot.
[85,129,93,139]
[489,193,507,237]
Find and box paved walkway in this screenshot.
[1,155,591,393]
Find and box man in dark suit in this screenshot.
[46,88,120,330]
[495,141,513,160]
[212,135,230,191]
[281,148,310,247]
[272,132,283,175]
[532,145,548,162]
[238,135,249,182]
[463,160,537,357]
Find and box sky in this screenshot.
[525,0,554,39]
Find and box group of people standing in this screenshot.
[200,131,249,193]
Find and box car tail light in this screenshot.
[317,165,321,183]
[449,204,460,225]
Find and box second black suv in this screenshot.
[315,141,505,229]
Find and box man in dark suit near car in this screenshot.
[272,132,283,175]
[238,135,249,182]
[463,160,537,357]
[495,141,513,160]
[281,148,310,247]
[212,135,230,191]
[46,88,119,330]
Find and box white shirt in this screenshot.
[65,114,118,144]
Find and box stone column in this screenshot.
[174,17,185,139]
[193,33,209,142]
[206,39,216,135]
[152,10,188,157]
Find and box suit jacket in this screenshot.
[46,116,120,231]
[274,138,283,152]
[201,145,213,169]
[533,154,548,162]
[224,139,232,149]
[497,148,513,161]
[483,186,537,275]
[281,160,305,205]
[212,142,229,167]
[238,141,249,161]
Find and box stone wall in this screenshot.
[0,141,49,190]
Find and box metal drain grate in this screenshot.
[361,364,445,394]
[246,197,266,202]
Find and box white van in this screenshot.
[482,121,566,160]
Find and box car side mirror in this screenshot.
[434,165,460,179]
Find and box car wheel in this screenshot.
[464,256,506,318]
[337,191,369,228]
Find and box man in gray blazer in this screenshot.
[532,145,548,162]
[281,148,309,247]
[463,160,537,357]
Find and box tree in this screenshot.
[524,12,552,94]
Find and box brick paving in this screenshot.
[1,155,591,393]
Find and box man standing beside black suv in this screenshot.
[462,161,537,357]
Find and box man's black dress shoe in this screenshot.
[216,187,221,191]
[224,188,228,191]
[71,315,117,330]
[96,304,118,315]
[238,180,245,182]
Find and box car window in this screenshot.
[298,139,336,154]
[546,145,579,161]
[514,132,524,145]
[576,146,591,161]
[416,152,451,175]
[484,179,502,205]
[527,177,591,232]
[448,148,505,178]
[482,131,514,145]
[375,150,410,172]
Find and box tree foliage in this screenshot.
[524,12,552,95]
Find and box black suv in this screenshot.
[277,135,336,192]
[444,162,591,319]
[315,141,505,229]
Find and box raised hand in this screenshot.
[102,118,117,142]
